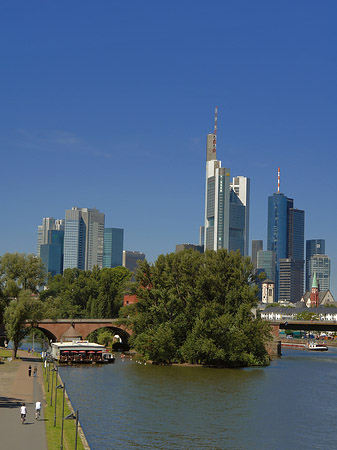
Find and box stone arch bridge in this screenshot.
[27,319,131,344]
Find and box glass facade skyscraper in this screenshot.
[204,112,250,256]
[63,207,105,271]
[103,228,124,268]
[308,254,331,292]
[267,191,305,302]
[306,239,325,291]
[40,230,64,278]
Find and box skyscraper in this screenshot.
[251,240,263,269]
[306,239,325,291]
[204,109,250,255]
[257,250,276,282]
[308,254,331,292]
[103,228,124,268]
[122,250,145,272]
[37,217,64,257]
[40,229,64,278]
[230,176,250,256]
[267,169,304,302]
[63,207,105,271]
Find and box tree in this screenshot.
[0,253,46,296]
[4,290,44,359]
[122,249,271,367]
[89,267,131,318]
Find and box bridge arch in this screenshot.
[29,319,132,345]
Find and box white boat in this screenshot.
[307,341,328,351]
[51,340,107,363]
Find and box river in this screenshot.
[58,348,337,450]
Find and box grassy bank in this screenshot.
[43,366,86,450]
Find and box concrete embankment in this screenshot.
[54,368,91,450]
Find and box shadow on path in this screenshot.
[0,396,24,409]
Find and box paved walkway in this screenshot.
[0,352,48,450]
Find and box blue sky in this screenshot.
[1,1,337,293]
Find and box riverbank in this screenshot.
[42,362,90,450]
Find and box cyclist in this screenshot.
[35,401,41,419]
[20,403,27,424]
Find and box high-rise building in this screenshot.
[267,169,304,301]
[40,229,64,278]
[204,109,250,255]
[306,239,325,291]
[279,258,304,303]
[103,228,124,268]
[257,250,276,282]
[230,176,250,256]
[122,250,145,272]
[251,240,263,269]
[63,207,105,271]
[176,244,203,253]
[37,217,64,257]
[308,254,331,292]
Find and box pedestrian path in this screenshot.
[0,353,48,450]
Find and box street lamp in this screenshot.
[54,384,63,427]
[60,382,66,450]
[64,410,79,450]
[50,367,57,406]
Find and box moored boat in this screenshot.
[51,340,109,363]
[307,341,328,351]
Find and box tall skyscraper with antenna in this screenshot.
[203,108,250,255]
[267,169,304,302]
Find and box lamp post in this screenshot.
[54,384,63,427]
[64,410,79,450]
[50,366,57,406]
[60,382,66,450]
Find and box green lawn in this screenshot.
[0,349,12,358]
[43,366,86,450]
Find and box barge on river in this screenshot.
[51,340,115,364]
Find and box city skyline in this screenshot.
[1,2,337,294]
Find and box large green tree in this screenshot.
[122,249,271,367]
[0,252,46,297]
[4,290,44,359]
[41,266,130,319]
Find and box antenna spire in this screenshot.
[212,106,217,154]
[277,167,280,193]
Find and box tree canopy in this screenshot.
[121,249,271,367]
[4,290,44,358]
[41,266,131,319]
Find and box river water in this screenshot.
[58,348,337,450]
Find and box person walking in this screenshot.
[33,366,37,377]
[35,401,41,419]
[28,365,32,377]
[20,403,27,424]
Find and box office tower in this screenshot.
[103,228,124,268]
[40,229,64,277]
[287,207,305,297]
[176,244,204,253]
[199,226,205,247]
[122,250,145,272]
[306,239,325,291]
[252,240,263,269]
[308,254,331,292]
[278,258,304,303]
[204,108,250,255]
[267,169,304,301]
[230,176,250,256]
[37,217,65,257]
[257,250,276,282]
[63,207,105,271]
